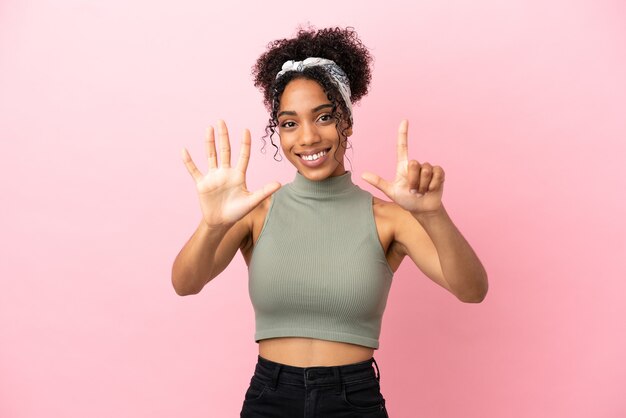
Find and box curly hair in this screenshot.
[252,26,373,160]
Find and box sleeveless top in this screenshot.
[248,171,394,349]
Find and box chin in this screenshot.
[300,167,345,181]
[298,170,328,181]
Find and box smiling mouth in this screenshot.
[297,148,331,161]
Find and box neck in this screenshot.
[290,171,356,198]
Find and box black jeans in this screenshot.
[240,355,389,417]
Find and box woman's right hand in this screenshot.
[182,120,281,229]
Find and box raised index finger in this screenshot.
[396,119,409,170]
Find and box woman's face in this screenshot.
[277,77,352,181]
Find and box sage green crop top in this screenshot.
[248,171,394,349]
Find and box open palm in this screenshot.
[182,120,281,227]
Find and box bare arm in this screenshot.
[396,205,488,302]
[171,217,249,296]
[363,120,488,303]
[171,120,280,296]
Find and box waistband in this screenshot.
[252,355,381,391]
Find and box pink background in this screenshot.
[1,0,625,417]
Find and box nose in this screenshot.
[300,121,322,146]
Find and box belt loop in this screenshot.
[372,357,381,382]
[269,364,282,390]
[333,366,342,395]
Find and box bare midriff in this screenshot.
[258,337,375,367]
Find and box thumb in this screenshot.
[247,181,282,208]
[362,172,394,199]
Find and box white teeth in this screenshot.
[301,150,328,161]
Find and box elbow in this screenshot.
[172,281,202,296]
[172,283,199,296]
[172,278,193,296]
[171,267,202,296]
[456,275,489,303]
[458,291,487,303]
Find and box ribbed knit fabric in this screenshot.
[248,171,394,349]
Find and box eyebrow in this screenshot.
[277,103,333,118]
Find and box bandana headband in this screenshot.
[275,57,353,121]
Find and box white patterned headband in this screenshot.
[275,57,353,121]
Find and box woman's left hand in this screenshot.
[362,120,445,215]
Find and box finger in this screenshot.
[181,148,203,183]
[418,162,433,195]
[362,171,395,199]
[217,120,231,168]
[205,126,217,169]
[396,120,409,172]
[247,181,282,209]
[236,129,251,174]
[428,166,445,192]
[407,160,421,194]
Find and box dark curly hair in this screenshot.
[252,26,373,160]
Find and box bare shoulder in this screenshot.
[240,195,274,262]
[372,196,402,215]
[250,194,273,234]
[372,196,418,230]
[370,196,413,269]
[371,196,432,257]
[372,197,447,287]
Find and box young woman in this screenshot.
[172,27,488,417]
